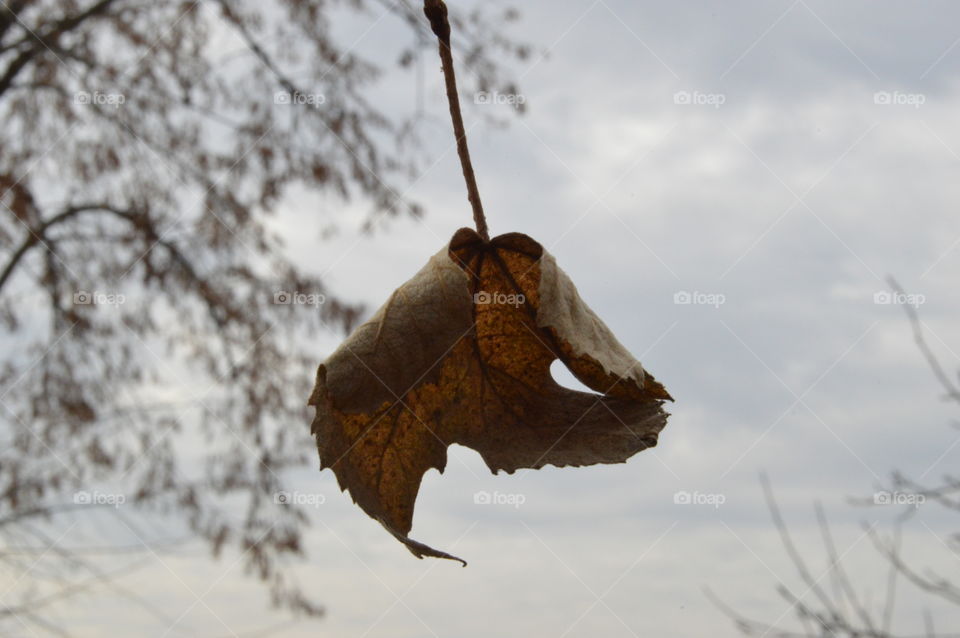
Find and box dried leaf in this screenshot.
[308,228,671,564]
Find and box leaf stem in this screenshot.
[423,0,490,241]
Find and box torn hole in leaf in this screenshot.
[550,358,600,395]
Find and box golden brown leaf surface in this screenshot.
[308,228,671,563]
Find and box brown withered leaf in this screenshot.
[308,228,671,564]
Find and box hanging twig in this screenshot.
[814,502,879,634]
[423,0,490,241]
[888,276,960,405]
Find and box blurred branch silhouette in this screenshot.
[0,0,528,634]
[713,278,960,637]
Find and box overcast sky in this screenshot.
[32,1,960,636]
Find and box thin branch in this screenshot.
[815,502,879,634]
[889,276,960,405]
[761,474,847,628]
[924,609,935,638]
[0,0,119,97]
[882,521,903,635]
[423,0,489,240]
[867,524,960,607]
[0,203,123,293]
[0,0,30,45]
[213,0,296,96]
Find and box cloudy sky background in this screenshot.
[24,0,960,636]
